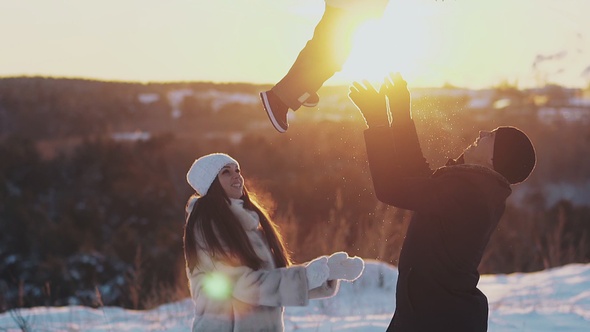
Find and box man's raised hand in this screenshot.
[348,80,389,128]
[383,72,412,123]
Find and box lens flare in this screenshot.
[203,272,232,300]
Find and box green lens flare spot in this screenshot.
[203,272,232,300]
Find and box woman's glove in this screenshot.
[327,252,365,282]
[305,256,330,289]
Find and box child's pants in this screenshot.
[271,5,364,111]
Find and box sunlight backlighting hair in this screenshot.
[202,272,232,300]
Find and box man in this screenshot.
[260,0,389,133]
[349,73,536,331]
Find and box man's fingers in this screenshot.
[361,80,376,92]
[382,77,392,91]
[352,81,366,92]
[386,72,395,84]
[379,80,389,95]
[392,72,407,87]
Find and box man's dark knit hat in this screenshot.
[492,126,536,184]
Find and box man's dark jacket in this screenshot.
[363,121,512,332]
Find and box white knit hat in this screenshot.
[186,153,240,196]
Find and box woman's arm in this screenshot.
[189,242,324,307]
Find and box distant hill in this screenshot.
[1,77,589,312]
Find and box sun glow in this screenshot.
[340,1,440,86]
[2,0,588,88]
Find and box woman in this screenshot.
[184,153,364,331]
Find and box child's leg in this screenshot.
[271,5,363,111]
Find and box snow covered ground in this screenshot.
[1,261,589,331]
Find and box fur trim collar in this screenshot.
[228,198,275,269]
[228,198,260,231]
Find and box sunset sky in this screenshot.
[1,0,589,88]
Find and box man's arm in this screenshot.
[348,80,389,128]
[350,74,433,211]
[385,73,431,177]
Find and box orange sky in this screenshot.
[1,0,588,88]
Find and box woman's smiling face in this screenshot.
[217,163,244,199]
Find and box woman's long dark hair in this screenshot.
[183,177,292,272]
